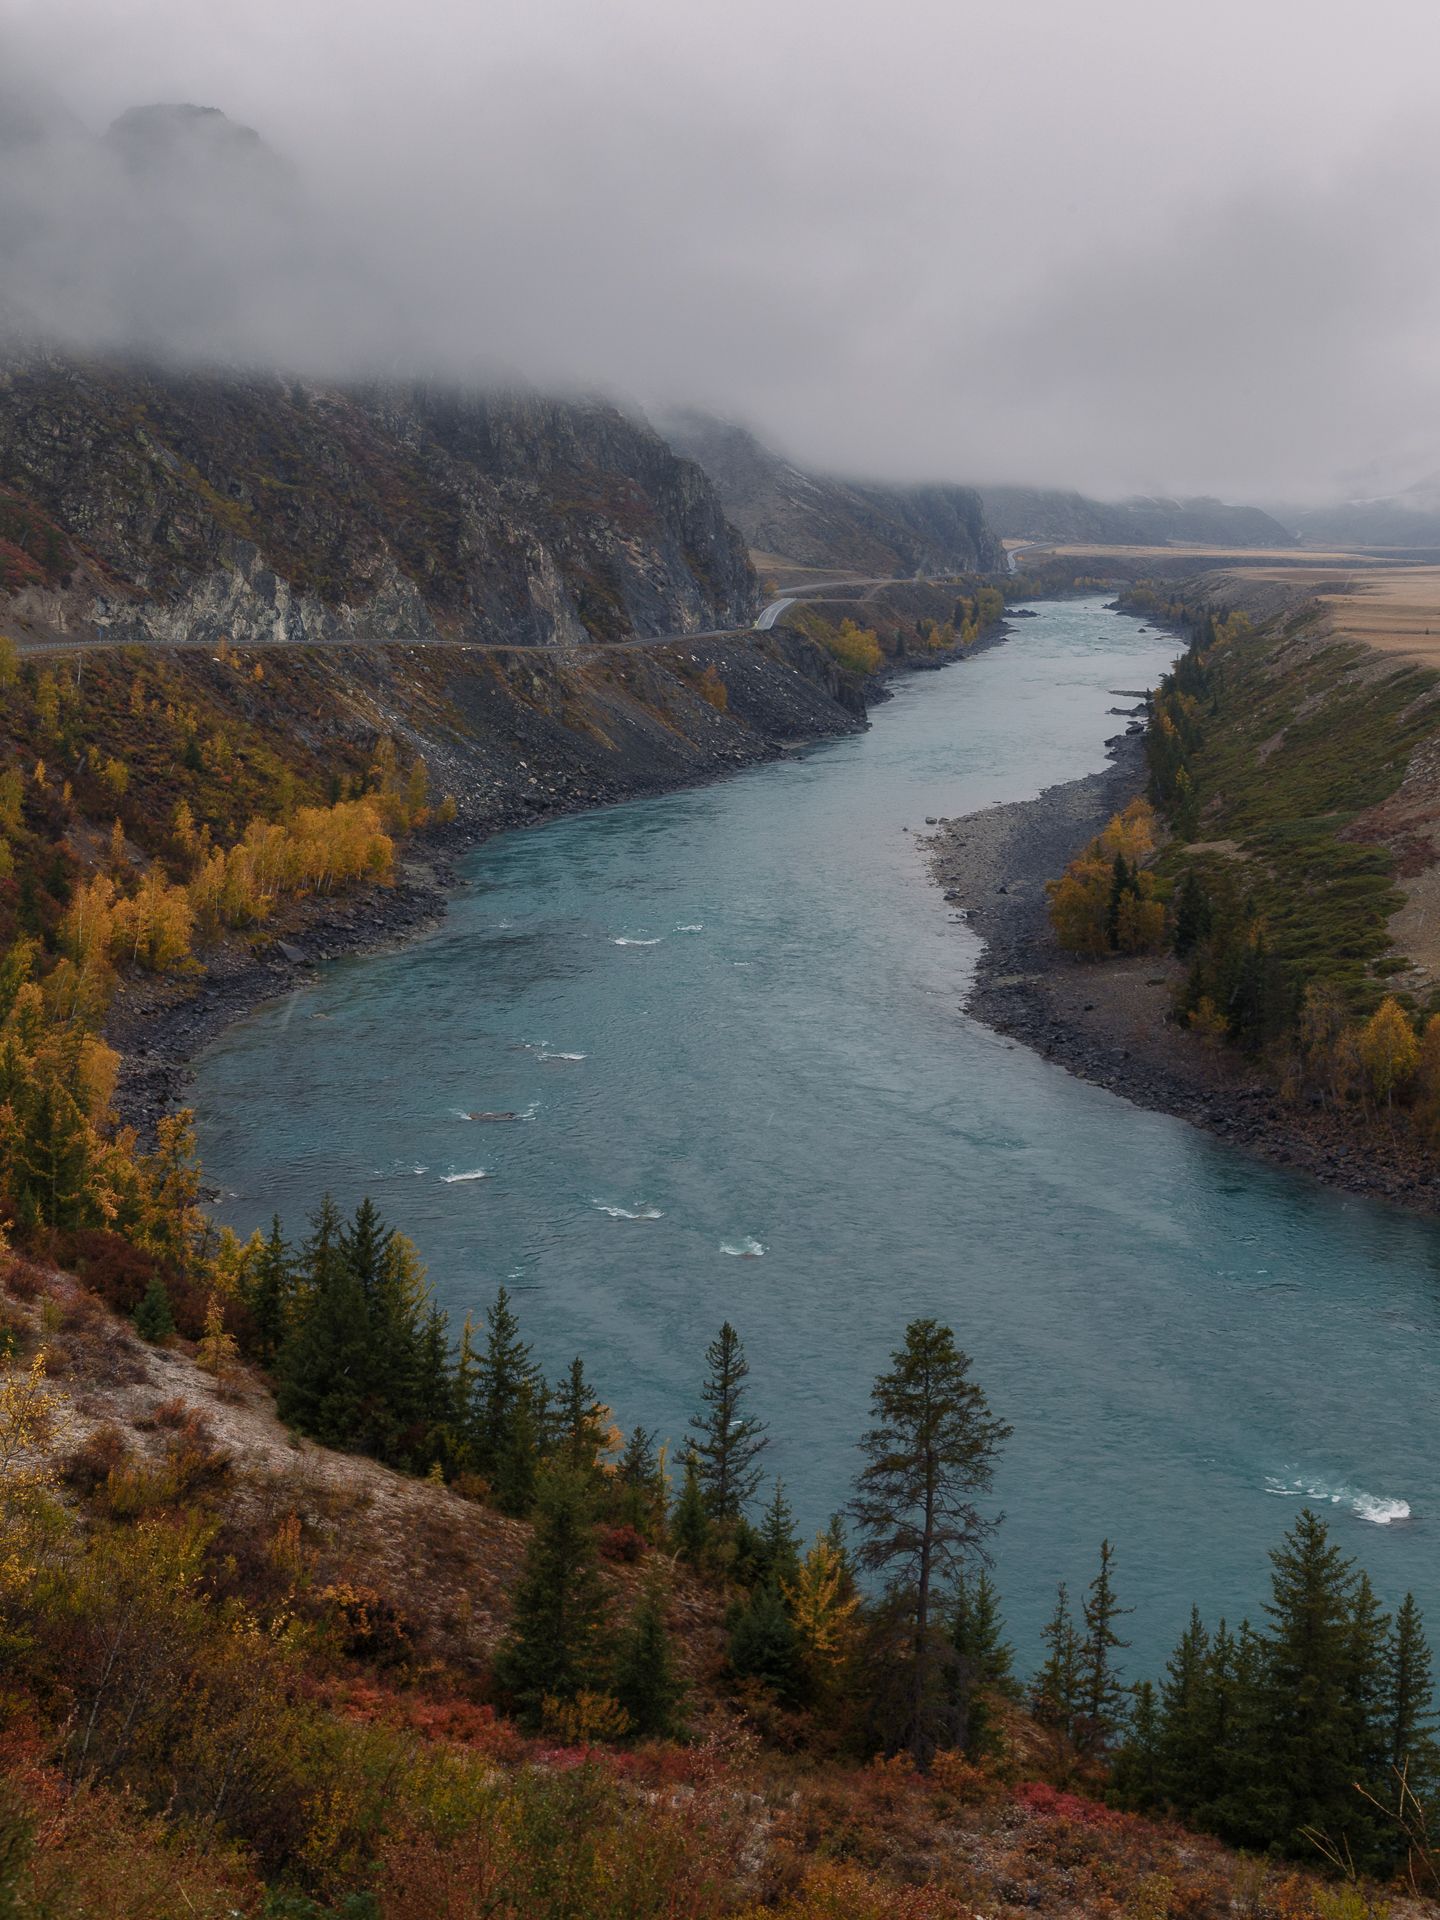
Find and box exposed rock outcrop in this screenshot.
[0,355,757,649]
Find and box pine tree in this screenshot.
[491,1379,545,1518]
[472,1286,543,1492]
[1156,1605,1211,1807]
[849,1319,1011,1766]
[492,1469,610,1725]
[1203,1620,1271,1847]
[364,1220,432,1445]
[242,1216,292,1366]
[1346,1571,1393,1813]
[1173,870,1212,957]
[951,1569,1015,1691]
[613,1575,684,1738]
[552,1355,609,1491]
[1076,1539,1132,1754]
[755,1478,801,1591]
[1386,1593,1438,1787]
[133,1272,175,1342]
[690,1322,767,1523]
[1261,1509,1370,1852]
[727,1582,804,1706]
[1032,1582,1080,1740]
[1112,1680,1162,1805]
[274,1196,373,1446]
[950,1570,1015,1757]
[616,1425,660,1535]
[671,1445,710,1562]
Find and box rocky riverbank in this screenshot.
[928,734,1440,1214]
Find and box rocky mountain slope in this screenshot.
[980,483,1297,548]
[0,354,757,650]
[658,409,1002,575]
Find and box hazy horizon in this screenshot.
[4,0,1440,506]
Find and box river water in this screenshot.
[192,597,1440,1675]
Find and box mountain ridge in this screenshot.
[658,409,1003,576]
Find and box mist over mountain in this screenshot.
[659,411,1000,574]
[4,0,1440,505]
[980,486,1297,550]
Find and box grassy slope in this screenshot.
[1159,608,1440,1010]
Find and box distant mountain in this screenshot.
[103,102,294,193]
[659,411,1002,576]
[980,485,1297,549]
[1291,475,1440,548]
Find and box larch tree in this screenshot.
[848,1318,1011,1766]
[1358,996,1419,1108]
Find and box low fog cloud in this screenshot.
[4,0,1440,502]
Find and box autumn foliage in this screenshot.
[1047,799,1167,957]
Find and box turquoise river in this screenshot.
[192,597,1440,1676]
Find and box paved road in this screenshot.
[13,570,983,661]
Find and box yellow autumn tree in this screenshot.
[0,1350,54,1595]
[1358,996,1419,1107]
[197,1295,240,1391]
[1046,849,1114,956]
[1048,799,1165,957]
[784,1533,859,1679]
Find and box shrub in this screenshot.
[62,1423,132,1495]
[598,1524,646,1563]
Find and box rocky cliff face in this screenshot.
[658,410,1002,575]
[0,355,757,649]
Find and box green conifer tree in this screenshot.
[552,1355,609,1492]
[241,1216,292,1366]
[671,1445,710,1562]
[616,1425,660,1534]
[1386,1593,1439,1788]
[850,1319,1011,1767]
[613,1575,684,1737]
[1032,1582,1080,1740]
[690,1321,767,1523]
[1261,1509,1371,1854]
[1076,1539,1132,1754]
[1112,1680,1162,1805]
[274,1196,373,1446]
[756,1478,801,1591]
[727,1582,804,1706]
[472,1286,543,1490]
[491,1469,610,1725]
[133,1272,175,1342]
[1156,1605,1211,1807]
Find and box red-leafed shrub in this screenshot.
[598,1523,646,1563]
[1013,1779,1131,1830]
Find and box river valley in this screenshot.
[191,597,1440,1676]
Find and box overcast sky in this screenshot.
[3,0,1439,502]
